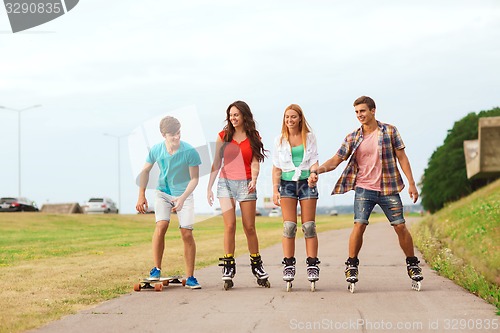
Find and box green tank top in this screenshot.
[281,144,310,181]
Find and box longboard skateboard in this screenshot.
[133,275,186,292]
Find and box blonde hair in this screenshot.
[280,104,311,148]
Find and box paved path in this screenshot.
[33,220,498,333]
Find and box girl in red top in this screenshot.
[207,100,270,289]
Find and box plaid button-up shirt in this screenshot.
[332,121,406,196]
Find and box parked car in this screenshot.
[0,197,39,212]
[268,208,282,217]
[86,197,119,214]
[329,209,339,216]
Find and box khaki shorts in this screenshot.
[154,191,195,229]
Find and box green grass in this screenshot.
[0,212,383,333]
[413,178,500,311]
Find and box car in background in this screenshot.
[86,197,119,214]
[0,197,39,212]
[268,207,282,217]
[329,209,339,216]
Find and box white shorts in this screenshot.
[154,190,195,230]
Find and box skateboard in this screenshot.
[133,275,186,292]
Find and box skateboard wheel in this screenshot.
[163,280,169,286]
[181,279,186,287]
[133,283,141,292]
[154,283,163,291]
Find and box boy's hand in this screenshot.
[172,197,185,212]
[408,184,419,203]
[136,196,148,214]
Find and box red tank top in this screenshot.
[218,130,253,180]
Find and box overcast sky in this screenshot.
[1,0,499,214]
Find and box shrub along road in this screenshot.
[32,219,498,333]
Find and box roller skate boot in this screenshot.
[282,257,296,292]
[250,254,270,288]
[406,256,423,291]
[306,257,320,292]
[345,257,359,293]
[218,256,236,290]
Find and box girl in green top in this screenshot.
[272,104,320,291]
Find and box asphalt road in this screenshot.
[32,219,498,333]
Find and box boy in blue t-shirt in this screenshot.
[136,116,202,289]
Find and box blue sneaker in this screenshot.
[149,267,161,280]
[185,276,201,289]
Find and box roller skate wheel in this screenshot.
[348,282,355,293]
[286,281,292,292]
[412,281,421,291]
[264,280,271,288]
[223,280,233,290]
[310,281,316,292]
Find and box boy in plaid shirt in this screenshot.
[309,96,423,289]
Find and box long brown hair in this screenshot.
[280,104,312,148]
[222,100,267,162]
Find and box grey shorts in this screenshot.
[154,191,194,229]
[217,178,257,202]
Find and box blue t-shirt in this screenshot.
[146,141,201,196]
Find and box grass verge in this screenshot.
[413,178,500,312]
[0,212,387,333]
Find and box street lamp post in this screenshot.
[104,133,128,213]
[0,104,42,197]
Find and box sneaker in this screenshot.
[148,267,161,280]
[185,276,202,289]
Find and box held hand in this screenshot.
[308,173,318,188]
[408,184,419,203]
[207,190,214,206]
[273,192,281,206]
[136,197,148,214]
[248,180,257,193]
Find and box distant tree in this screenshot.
[420,107,500,213]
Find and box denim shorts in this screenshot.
[279,179,319,201]
[217,178,257,202]
[354,187,405,225]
